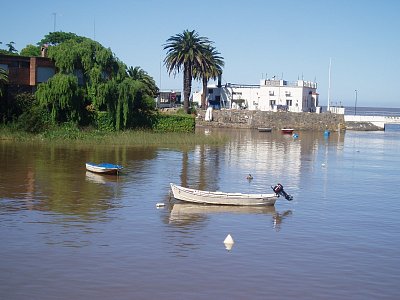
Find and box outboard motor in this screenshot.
[272,183,293,201]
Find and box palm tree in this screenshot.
[127,66,159,98]
[164,30,211,113]
[0,67,8,98]
[193,45,224,109]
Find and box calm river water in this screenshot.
[1,128,399,300]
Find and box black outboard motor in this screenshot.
[272,183,293,201]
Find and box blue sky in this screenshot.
[1,0,399,107]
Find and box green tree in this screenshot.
[35,73,82,123]
[0,67,8,98]
[20,44,41,57]
[127,66,159,98]
[6,41,18,53]
[37,32,83,46]
[193,45,224,109]
[164,30,211,113]
[34,34,156,129]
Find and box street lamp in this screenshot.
[354,89,358,116]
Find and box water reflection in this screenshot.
[85,171,122,185]
[169,202,292,232]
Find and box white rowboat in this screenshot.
[170,183,280,206]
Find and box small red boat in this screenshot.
[281,128,294,134]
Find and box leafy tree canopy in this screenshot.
[0,41,19,55]
[127,66,159,98]
[20,44,41,57]
[37,32,84,46]
[34,33,158,130]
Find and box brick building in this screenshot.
[0,53,55,91]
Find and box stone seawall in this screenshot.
[196,110,346,131]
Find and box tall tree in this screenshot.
[6,41,17,53]
[164,30,210,113]
[193,45,224,109]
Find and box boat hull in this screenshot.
[170,183,277,206]
[281,128,294,134]
[258,127,272,132]
[85,163,123,174]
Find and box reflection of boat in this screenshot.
[85,162,123,174]
[169,203,293,231]
[171,203,276,217]
[170,183,293,206]
[85,171,121,184]
[258,127,272,132]
[281,128,294,134]
[85,171,107,184]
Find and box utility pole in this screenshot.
[354,89,358,115]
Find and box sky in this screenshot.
[1,0,400,107]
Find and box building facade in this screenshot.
[157,90,182,108]
[0,54,55,90]
[193,78,319,113]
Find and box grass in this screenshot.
[0,125,229,147]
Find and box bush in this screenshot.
[17,104,52,133]
[95,111,115,131]
[152,113,195,133]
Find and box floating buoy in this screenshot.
[292,133,299,139]
[156,203,165,208]
[223,234,234,251]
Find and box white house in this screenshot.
[193,78,320,113]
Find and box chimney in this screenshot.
[40,44,48,57]
[217,74,222,88]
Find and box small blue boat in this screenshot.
[85,162,123,174]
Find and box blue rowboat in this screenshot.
[85,162,123,174]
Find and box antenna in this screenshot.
[52,12,57,32]
[328,58,332,111]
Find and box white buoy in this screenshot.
[156,203,165,208]
[223,234,234,251]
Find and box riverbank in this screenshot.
[0,125,228,145]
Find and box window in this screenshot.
[269,91,274,96]
[37,67,55,83]
[285,91,291,97]
[286,100,292,106]
[0,64,8,71]
[270,100,276,106]
[208,89,214,94]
